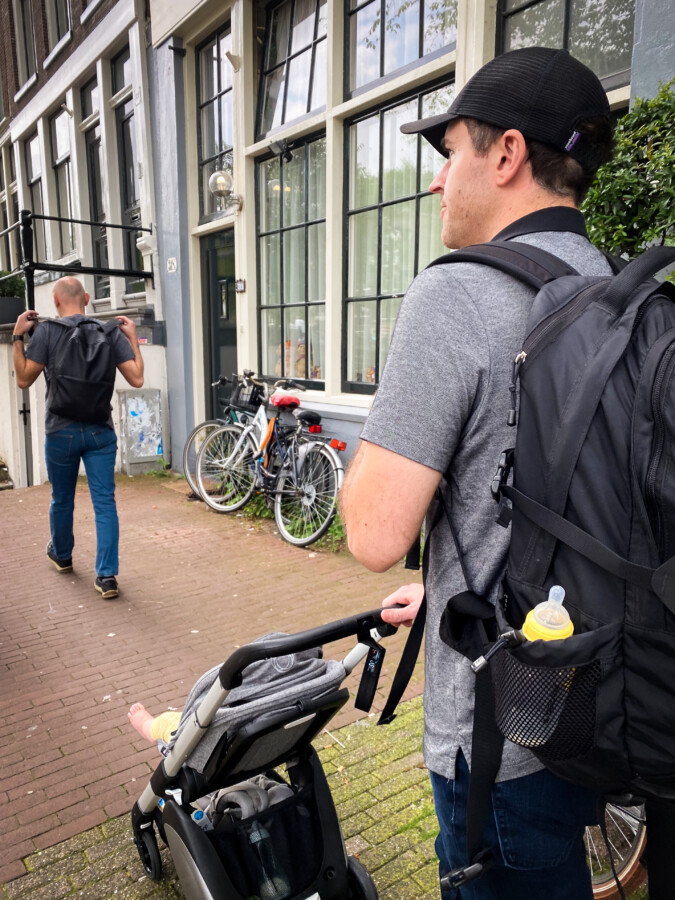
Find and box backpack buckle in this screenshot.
[491,449,514,502]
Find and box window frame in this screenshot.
[342,77,454,394]
[13,0,38,87]
[496,0,634,90]
[345,0,458,99]
[50,108,74,257]
[46,0,70,52]
[255,0,328,141]
[84,119,110,299]
[196,21,235,223]
[256,131,327,389]
[24,132,46,262]
[115,94,144,293]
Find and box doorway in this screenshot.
[201,229,237,418]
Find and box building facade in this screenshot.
[0,0,164,487]
[0,0,673,487]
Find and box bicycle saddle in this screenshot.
[293,409,321,425]
[270,394,300,409]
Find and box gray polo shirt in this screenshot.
[360,208,612,782]
[25,314,135,433]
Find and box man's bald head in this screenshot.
[53,277,89,314]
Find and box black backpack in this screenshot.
[46,317,119,424]
[376,241,675,893]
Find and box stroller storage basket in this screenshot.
[208,782,321,899]
[492,649,601,761]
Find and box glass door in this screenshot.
[201,229,237,417]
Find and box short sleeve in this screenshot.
[111,327,136,365]
[360,265,490,474]
[24,322,51,365]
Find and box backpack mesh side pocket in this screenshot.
[492,651,601,761]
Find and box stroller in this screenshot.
[131,607,399,899]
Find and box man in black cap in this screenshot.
[341,48,614,898]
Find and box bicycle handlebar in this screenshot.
[211,375,230,388]
[217,606,402,690]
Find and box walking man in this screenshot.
[341,48,614,898]
[13,276,144,599]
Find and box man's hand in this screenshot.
[381,582,425,628]
[116,315,137,342]
[14,310,39,336]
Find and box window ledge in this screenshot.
[79,111,100,132]
[109,85,133,108]
[14,74,38,104]
[44,31,72,70]
[80,0,106,25]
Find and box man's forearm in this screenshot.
[13,339,29,388]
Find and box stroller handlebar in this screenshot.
[218,607,400,690]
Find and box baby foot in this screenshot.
[128,702,155,742]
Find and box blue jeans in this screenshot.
[430,751,599,899]
[45,423,119,577]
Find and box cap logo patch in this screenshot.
[565,130,581,152]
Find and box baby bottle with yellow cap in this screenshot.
[521,585,574,641]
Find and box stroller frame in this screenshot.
[131,607,398,900]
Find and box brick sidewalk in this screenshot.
[1,697,439,900]
[0,474,423,887]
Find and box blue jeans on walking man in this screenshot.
[430,750,598,899]
[45,423,119,577]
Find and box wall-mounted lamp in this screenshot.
[208,170,243,212]
[269,138,293,163]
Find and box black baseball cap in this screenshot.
[401,47,610,174]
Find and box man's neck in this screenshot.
[486,196,578,243]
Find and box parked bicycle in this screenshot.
[182,376,250,498]
[586,801,646,897]
[195,370,346,547]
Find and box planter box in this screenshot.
[0,297,26,326]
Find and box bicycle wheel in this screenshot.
[586,803,647,898]
[196,424,257,512]
[183,420,228,497]
[274,442,343,547]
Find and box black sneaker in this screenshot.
[95,576,119,600]
[46,541,73,573]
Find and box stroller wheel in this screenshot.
[347,856,378,900]
[137,828,163,881]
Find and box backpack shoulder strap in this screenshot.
[427,240,579,291]
[103,319,120,335]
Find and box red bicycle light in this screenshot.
[309,424,322,434]
[330,439,347,452]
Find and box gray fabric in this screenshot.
[360,230,612,782]
[25,314,135,433]
[170,634,346,771]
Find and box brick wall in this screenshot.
[0,0,120,120]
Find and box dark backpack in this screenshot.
[377,241,675,892]
[46,317,119,424]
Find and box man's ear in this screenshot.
[84,292,90,307]
[493,129,529,187]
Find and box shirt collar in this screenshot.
[492,207,589,242]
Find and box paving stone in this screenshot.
[24,830,104,871]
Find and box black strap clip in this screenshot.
[490,448,514,502]
[440,849,493,889]
[354,639,386,713]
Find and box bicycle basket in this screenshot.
[230,381,265,414]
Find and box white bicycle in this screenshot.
[195,370,346,547]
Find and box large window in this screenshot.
[499,0,635,86]
[344,82,453,389]
[348,0,457,94]
[46,0,70,51]
[13,0,37,86]
[257,0,327,138]
[258,135,326,384]
[83,74,109,299]
[112,49,143,293]
[50,109,74,256]
[197,25,235,219]
[25,133,46,261]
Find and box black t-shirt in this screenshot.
[25,314,135,433]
